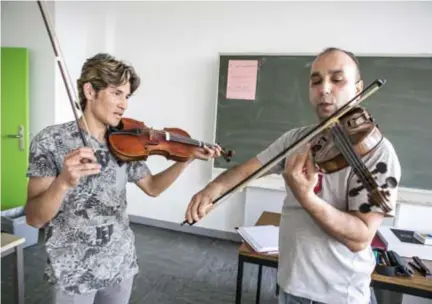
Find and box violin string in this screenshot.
[331,124,376,191]
[332,124,375,191]
[136,128,218,149]
[339,126,377,190]
[333,122,396,213]
[169,133,202,146]
[164,131,214,148]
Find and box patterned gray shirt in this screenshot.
[26,120,151,295]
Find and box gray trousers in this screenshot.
[278,288,378,304]
[51,276,134,304]
[278,292,326,304]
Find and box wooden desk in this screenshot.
[236,211,432,303]
[1,232,25,304]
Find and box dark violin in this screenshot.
[311,106,383,173]
[182,79,397,226]
[107,117,234,163]
[310,106,397,213]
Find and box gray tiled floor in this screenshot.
[1,223,405,304]
[2,223,279,304]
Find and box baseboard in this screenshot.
[129,214,242,243]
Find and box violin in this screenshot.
[35,1,395,223]
[36,0,234,166]
[311,106,383,174]
[310,106,397,213]
[107,117,234,162]
[181,79,398,226]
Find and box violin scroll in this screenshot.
[349,161,399,214]
[220,146,235,162]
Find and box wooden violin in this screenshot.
[107,117,234,163]
[182,79,398,226]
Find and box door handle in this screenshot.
[6,125,24,151]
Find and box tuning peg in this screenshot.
[374,162,387,174]
[385,177,398,188]
[348,185,364,197]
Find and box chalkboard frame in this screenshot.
[211,52,432,191]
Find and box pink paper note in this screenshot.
[226,59,258,100]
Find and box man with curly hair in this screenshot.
[25,53,221,304]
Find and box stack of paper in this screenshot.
[236,225,279,254]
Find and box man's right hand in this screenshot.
[58,147,101,189]
[184,157,264,224]
[185,183,223,224]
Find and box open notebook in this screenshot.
[236,225,279,254]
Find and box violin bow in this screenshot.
[181,78,386,226]
[36,0,95,152]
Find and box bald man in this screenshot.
[184,47,401,304]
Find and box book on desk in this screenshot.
[413,231,432,245]
[376,226,432,260]
[235,225,279,255]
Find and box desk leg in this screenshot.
[13,245,25,304]
[236,256,244,304]
[256,265,262,304]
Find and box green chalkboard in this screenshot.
[214,54,432,190]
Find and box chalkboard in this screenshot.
[214,54,432,190]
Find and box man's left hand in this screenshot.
[283,144,318,203]
[192,145,222,161]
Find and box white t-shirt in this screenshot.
[256,125,401,304]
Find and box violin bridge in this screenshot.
[164,131,170,141]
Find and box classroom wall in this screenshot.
[51,1,431,234]
[1,0,56,138]
[3,2,431,304]
[4,0,431,233]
